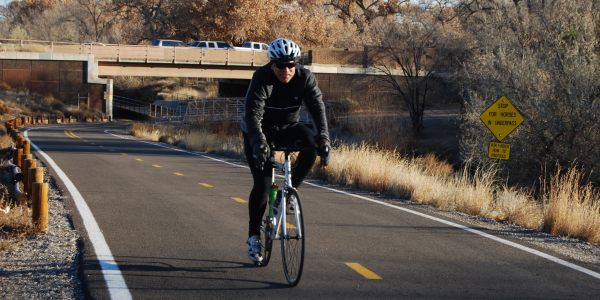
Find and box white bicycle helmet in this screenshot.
[268,38,301,62]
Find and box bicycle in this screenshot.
[256,145,305,286]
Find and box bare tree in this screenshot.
[73,0,119,42]
[21,2,81,41]
[324,0,408,33]
[370,1,463,135]
[113,0,177,43]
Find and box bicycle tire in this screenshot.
[281,188,305,286]
[258,212,273,267]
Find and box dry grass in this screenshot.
[0,205,34,252]
[542,167,600,244]
[314,144,497,215]
[182,126,243,155]
[158,87,204,100]
[131,122,243,157]
[0,135,14,149]
[493,187,544,229]
[131,122,600,244]
[131,123,164,141]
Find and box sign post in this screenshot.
[479,96,524,160]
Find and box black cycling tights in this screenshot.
[243,123,317,237]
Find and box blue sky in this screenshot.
[0,0,11,6]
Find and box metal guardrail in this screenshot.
[182,98,245,123]
[181,98,324,125]
[114,94,336,126]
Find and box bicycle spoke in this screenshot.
[259,215,273,267]
[281,189,304,286]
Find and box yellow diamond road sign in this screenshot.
[480,96,524,141]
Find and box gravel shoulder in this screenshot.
[1,133,598,299]
[0,163,83,300]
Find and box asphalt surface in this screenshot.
[27,122,600,299]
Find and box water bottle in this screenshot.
[269,183,278,216]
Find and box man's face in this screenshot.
[271,61,296,83]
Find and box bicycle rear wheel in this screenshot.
[258,213,273,267]
[281,188,304,286]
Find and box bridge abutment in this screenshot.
[0,53,112,118]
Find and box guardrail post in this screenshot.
[15,134,22,148]
[32,182,48,233]
[23,158,35,195]
[26,160,38,196]
[32,167,44,184]
[14,148,23,169]
[21,153,32,174]
[23,140,30,156]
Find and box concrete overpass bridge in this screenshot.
[0,39,410,119]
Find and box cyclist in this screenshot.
[241,38,331,263]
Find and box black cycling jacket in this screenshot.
[241,63,329,147]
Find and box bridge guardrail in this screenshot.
[0,38,271,66]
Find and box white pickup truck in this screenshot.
[234,41,269,51]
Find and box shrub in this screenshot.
[456,1,600,185]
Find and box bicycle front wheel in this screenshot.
[281,188,304,286]
[258,213,274,267]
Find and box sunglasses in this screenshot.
[274,62,297,69]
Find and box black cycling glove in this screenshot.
[317,137,331,167]
[252,141,269,170]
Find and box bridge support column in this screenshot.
[104,79,113,120]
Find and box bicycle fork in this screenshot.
[272,152,303,240]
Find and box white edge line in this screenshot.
[26,127,132,300]
[106,129,600,281]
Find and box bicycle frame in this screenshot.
[270,151,303,240]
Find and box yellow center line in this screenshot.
[174,172,184,176]
[198,182,214,188]
[231,197,247,204]
[345,262,382,280]
[64,130,81,139]
[286,222,296,229]
[152,164,162,168]
[135,158,144,162]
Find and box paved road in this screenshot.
[27,122,600,299]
